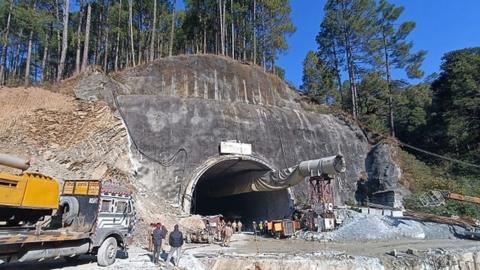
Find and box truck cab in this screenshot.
[0,179,136,267]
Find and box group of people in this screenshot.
[217,219,243,247]
[252,220,270,236]
[151,223,184,268]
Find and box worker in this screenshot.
[166,224,184,269]
[237,220,243,232]
[258,221,264,236]
[223,224,234,247]
[148,223,155,252]
[152,223,164,265]
[252,221,257,235]
[232,220,237,233]
[218,218,225,241]
[264,220,269,235]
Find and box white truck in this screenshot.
[0,180,136,267]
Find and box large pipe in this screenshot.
[209,154,345,198]
[0,154,30,171]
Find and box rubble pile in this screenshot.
[193,251,385,270]
[179,215,207,232]
[0,87,130,180]
[0,87,184,247]
[295,209,461,242]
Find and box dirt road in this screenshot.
[2,233,478,270]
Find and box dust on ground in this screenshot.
[1,233,479,270]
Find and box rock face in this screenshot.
[73,54,403,217]
[366,142,407,208]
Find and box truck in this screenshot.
[266,219,298,239]
[0,154,136,266]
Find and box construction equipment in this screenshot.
[0,154,59,225]
[266,219,297,239]
[418,190,480,239]
[209,154,346,198]
[420,190,480,207]
[0,154,136,266]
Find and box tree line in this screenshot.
[302,0,479,179]
[0,0,295,86]
[302,0,426,137]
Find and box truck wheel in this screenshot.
[59,196,79,226]
[97,237,118,266]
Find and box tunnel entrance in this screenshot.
[189,158,293,227]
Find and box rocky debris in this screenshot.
[0,87,130,181]
[294,209,462,242]
[179,215,207,232]
[73,67,118,105]
[0,87,185,247]
[382,248,480,270]
[194,251,385,270]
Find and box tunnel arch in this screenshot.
[182,155,294,225]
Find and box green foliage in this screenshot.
[400,148,480,219]
[372,0,426,80]
[428,48,480,175]
[404,197,480,220]
[356,72,389,133]
[300,50,337,105]
[182,0,294,70]
[314,0,426,128]
[395,83,432,142]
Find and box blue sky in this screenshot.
[176,1,480,87]
[276,0,480,87]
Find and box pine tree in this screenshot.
[301,51,336,105]
[318,0,378,119]
[81,2,91,72]
[373,0,426,136]
[57,0,70,81]
[0,0,13,85]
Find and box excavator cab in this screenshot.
[0,154,59,226]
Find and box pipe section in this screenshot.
[209,154,345,198]
[0,154,30,171]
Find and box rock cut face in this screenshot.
[74,54,402,220]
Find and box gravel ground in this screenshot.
[2,233,479,270]
[295,209,463,242]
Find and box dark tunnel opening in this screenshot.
[190,159,293,228]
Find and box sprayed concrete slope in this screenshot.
[73,54,404,216]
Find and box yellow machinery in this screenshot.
[0,154,59,225]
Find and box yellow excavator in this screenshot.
[0,154,137,266]
[0,154,59,226]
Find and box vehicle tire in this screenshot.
[97,237,118,267]
[59,196,79,226]
[64,255,80,262]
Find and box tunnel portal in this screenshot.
[190,158,293,226]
